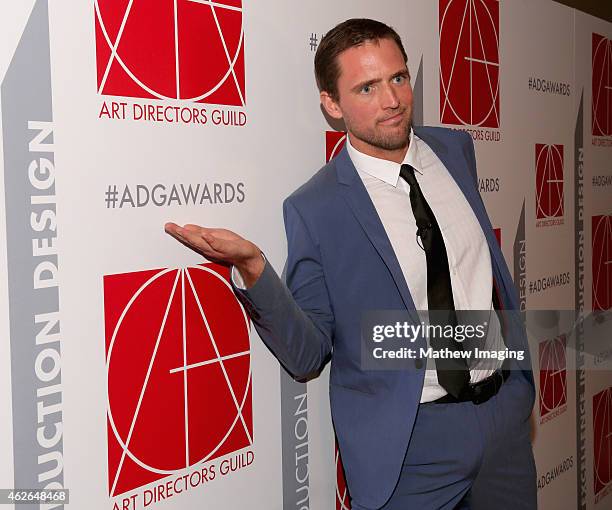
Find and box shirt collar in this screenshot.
[346,127,421,187]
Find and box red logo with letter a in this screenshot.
[326,131,347,163]
[593,387,612,500]
[95,0,245,105]
[104,263,252,496]
[538,336,567,423]
[592,33,612,137]
[593,215,612,311]
[535,144,564,221]
[439,0,500,128]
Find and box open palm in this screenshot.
[164,222,264,286]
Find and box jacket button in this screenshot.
[414,359,423,369]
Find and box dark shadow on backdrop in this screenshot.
[553,0,612,22]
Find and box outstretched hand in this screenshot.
[164,223,265,287]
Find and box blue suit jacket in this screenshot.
[235,126,534,509]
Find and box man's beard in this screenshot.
[348,111,412,151]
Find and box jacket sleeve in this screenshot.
[231,197,335,378]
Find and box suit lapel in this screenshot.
[335,148,417,315]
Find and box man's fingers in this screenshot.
[178,229,211,249]
[164,223,246,264]
[164,222,180,234]
[202,232,228,253]
[164,223,186,243]
[183,223,207,232]
[173,224,241,242]
[165,224,213,253]
[166,224,208,244]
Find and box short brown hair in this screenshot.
[314,18,408,101]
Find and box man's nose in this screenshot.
[380,84,399,109]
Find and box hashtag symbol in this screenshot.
[529,281,533,294]
[309,33,318,51]
[529,77,532,89]
[105,185,118,209]
[593,176,596,186]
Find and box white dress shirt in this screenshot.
[346,128,504,402]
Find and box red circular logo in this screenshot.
[95,0,245,105]
[538,336,567,418]
[592,215,612,311]
[439,0,500,127]
[535,144,564,219]
[592,33,612,137]
[104,264,252,496]
[593,387,612,496]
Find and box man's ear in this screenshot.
[320,91,343,120]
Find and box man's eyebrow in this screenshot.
[392,69,410,79]
[351,69,411,92]
[352,77,380,92]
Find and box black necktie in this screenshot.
[399,164,470,398]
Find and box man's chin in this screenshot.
[376,128,411,151]
[349,123,411,152]
[381,120,411,137]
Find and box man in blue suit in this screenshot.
[166,18,536,510]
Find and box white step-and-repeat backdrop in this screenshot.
[0,1,610,509]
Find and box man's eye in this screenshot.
[393,75,405,84]
[361,85,372,94]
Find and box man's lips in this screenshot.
[378,111,406,125]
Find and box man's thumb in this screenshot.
[203,232,228,254]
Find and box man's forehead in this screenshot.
[336,39,408,82]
